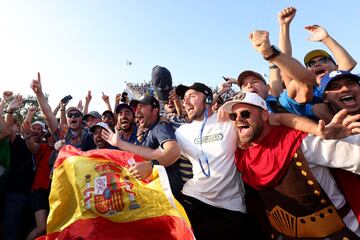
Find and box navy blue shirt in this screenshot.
[139,121,176,149]
[138,120,183,199]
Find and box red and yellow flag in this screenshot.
[39,146,193,240]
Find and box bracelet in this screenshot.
[269,64,279,69]
[4,110,14,114]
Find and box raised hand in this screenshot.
[21,120,32,139]
[102,92,110,104]
[278,7,296,25]
[7,94,24,112]
[3,91,13,102]
[115,93,121,103]
[30,72,43,95]
[85,90,92,103]
[249,31,273,57]
[218,82,232,95]
[317,109,360,139]
[28,106,38,114]
[77,100,84,111]
[101,126,122,147]
[305,25,329,42]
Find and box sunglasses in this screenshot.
[306,57,330,68]
[229,110,251,121]
[67,112,82,118]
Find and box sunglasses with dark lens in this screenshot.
[229,110,251,121]
[67,112,81,118]
[306,57,329,68]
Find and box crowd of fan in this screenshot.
[1,6,360,240]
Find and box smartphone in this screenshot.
[121,92,128,102]
[61,95,73,104]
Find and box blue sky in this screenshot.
[1,0,359,112]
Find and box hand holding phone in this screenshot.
[61,95,73,104]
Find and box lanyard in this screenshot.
[198,108,210,177]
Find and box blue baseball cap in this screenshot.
[320,70,360,95]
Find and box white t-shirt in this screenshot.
[175,113,246,212]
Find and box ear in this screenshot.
[323,93,329,103]
[261,109,269,122]
[265,84,270,93]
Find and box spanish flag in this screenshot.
[39,146,193,240]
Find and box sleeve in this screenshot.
[301,134,360,174]
[153,121,177,149]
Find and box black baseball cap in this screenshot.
[129,95,160,108]
[115,103,135,115]
[175,82,213,102]
[151,65,173,101]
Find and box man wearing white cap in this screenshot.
[221,92,360,239]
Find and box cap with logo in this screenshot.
[237,70,266,87]
[220,92,268,113]
[320,70,360,95]
[304,49,336,67]
[151,65,173,101]
[129,95,160,109]
[175,82,213,103]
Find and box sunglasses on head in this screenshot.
[306,57,330,68]
[229,110,251,121]
[67,112,81,118]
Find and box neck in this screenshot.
[251,122,272,146]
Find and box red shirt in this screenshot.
[235,126,307,190]
[32,143,53,190]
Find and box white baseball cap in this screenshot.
[220,92,267,113]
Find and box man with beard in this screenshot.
[101,110,115,131]
[115,103,137,144]
[102,95,183,200]
[221,92,360,239]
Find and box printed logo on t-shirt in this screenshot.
[194,133,223,144]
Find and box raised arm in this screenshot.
[306,25,357,71]
[269,109,360,139]
[278,7,296,56]
[5,95,23,142]
[0,109,10,140]
[21,120,40,154]
[271,7,297,94]
[24,106,37,124]
[250,30,316,103]
[102,92,112,112]
[83,90,92,114]
[30,72,59,134]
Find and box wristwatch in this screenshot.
[264,45,281,61]
[150,159,160,168]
